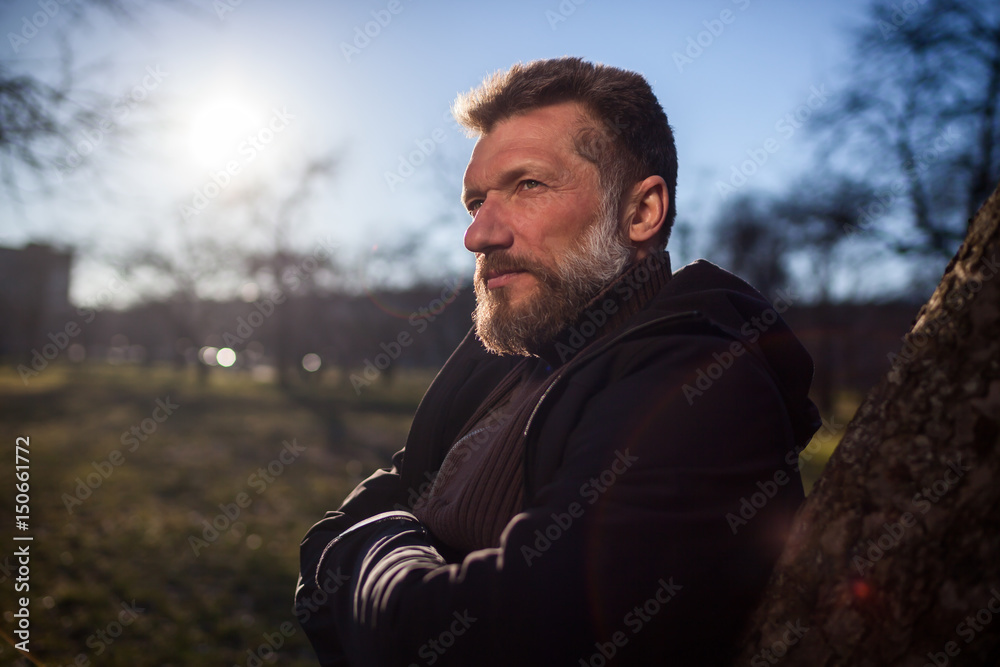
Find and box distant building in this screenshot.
[0,243,74,359]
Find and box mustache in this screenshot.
[476,252,554,282]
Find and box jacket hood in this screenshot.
[641,256,820,449]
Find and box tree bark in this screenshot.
[737,180,1000,666]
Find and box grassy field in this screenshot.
[0,363,851,666]
[0,363,432,666]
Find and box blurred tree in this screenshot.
[0,0,189,195]
[739,178,1000,664]
[817,0,1000,258]
[771,176,876,303]
[114,155,340,386]
[0,47,97,193]
[710,193,789,301]
[117,212,247,384]
[769,175,878,414]
[240,155,340,387]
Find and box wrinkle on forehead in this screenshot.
[469,102,600,163]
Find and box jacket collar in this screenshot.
[537,251,672,367]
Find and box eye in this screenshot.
[466,199,483,216]
[522,179,542,190]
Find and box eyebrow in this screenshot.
[461,163,547,208]
[460,185,484,208]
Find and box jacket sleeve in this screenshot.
[296,332,522,665]
[303,334,811,666]
[295,447,410,666]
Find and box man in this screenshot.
[295,57,819,666]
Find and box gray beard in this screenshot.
[472,203,633,356]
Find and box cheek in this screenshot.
[513,196,596,253]
[545,208,594,246]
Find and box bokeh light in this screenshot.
[216,347,237,367]
[302,353,321,372]
[199,346,219,366]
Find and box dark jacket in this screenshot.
[295,254,820,666]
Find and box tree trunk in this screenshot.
[737,180,1000,666]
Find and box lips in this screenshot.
[485,270,527,290]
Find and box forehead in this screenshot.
[463,101,595,183]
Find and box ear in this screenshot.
[624,175,668,259]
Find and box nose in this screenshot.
[464,198,514,254]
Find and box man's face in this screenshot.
[462,101,632,356]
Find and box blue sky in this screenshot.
[0,0,882,304]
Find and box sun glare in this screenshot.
[188,98,261,168]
